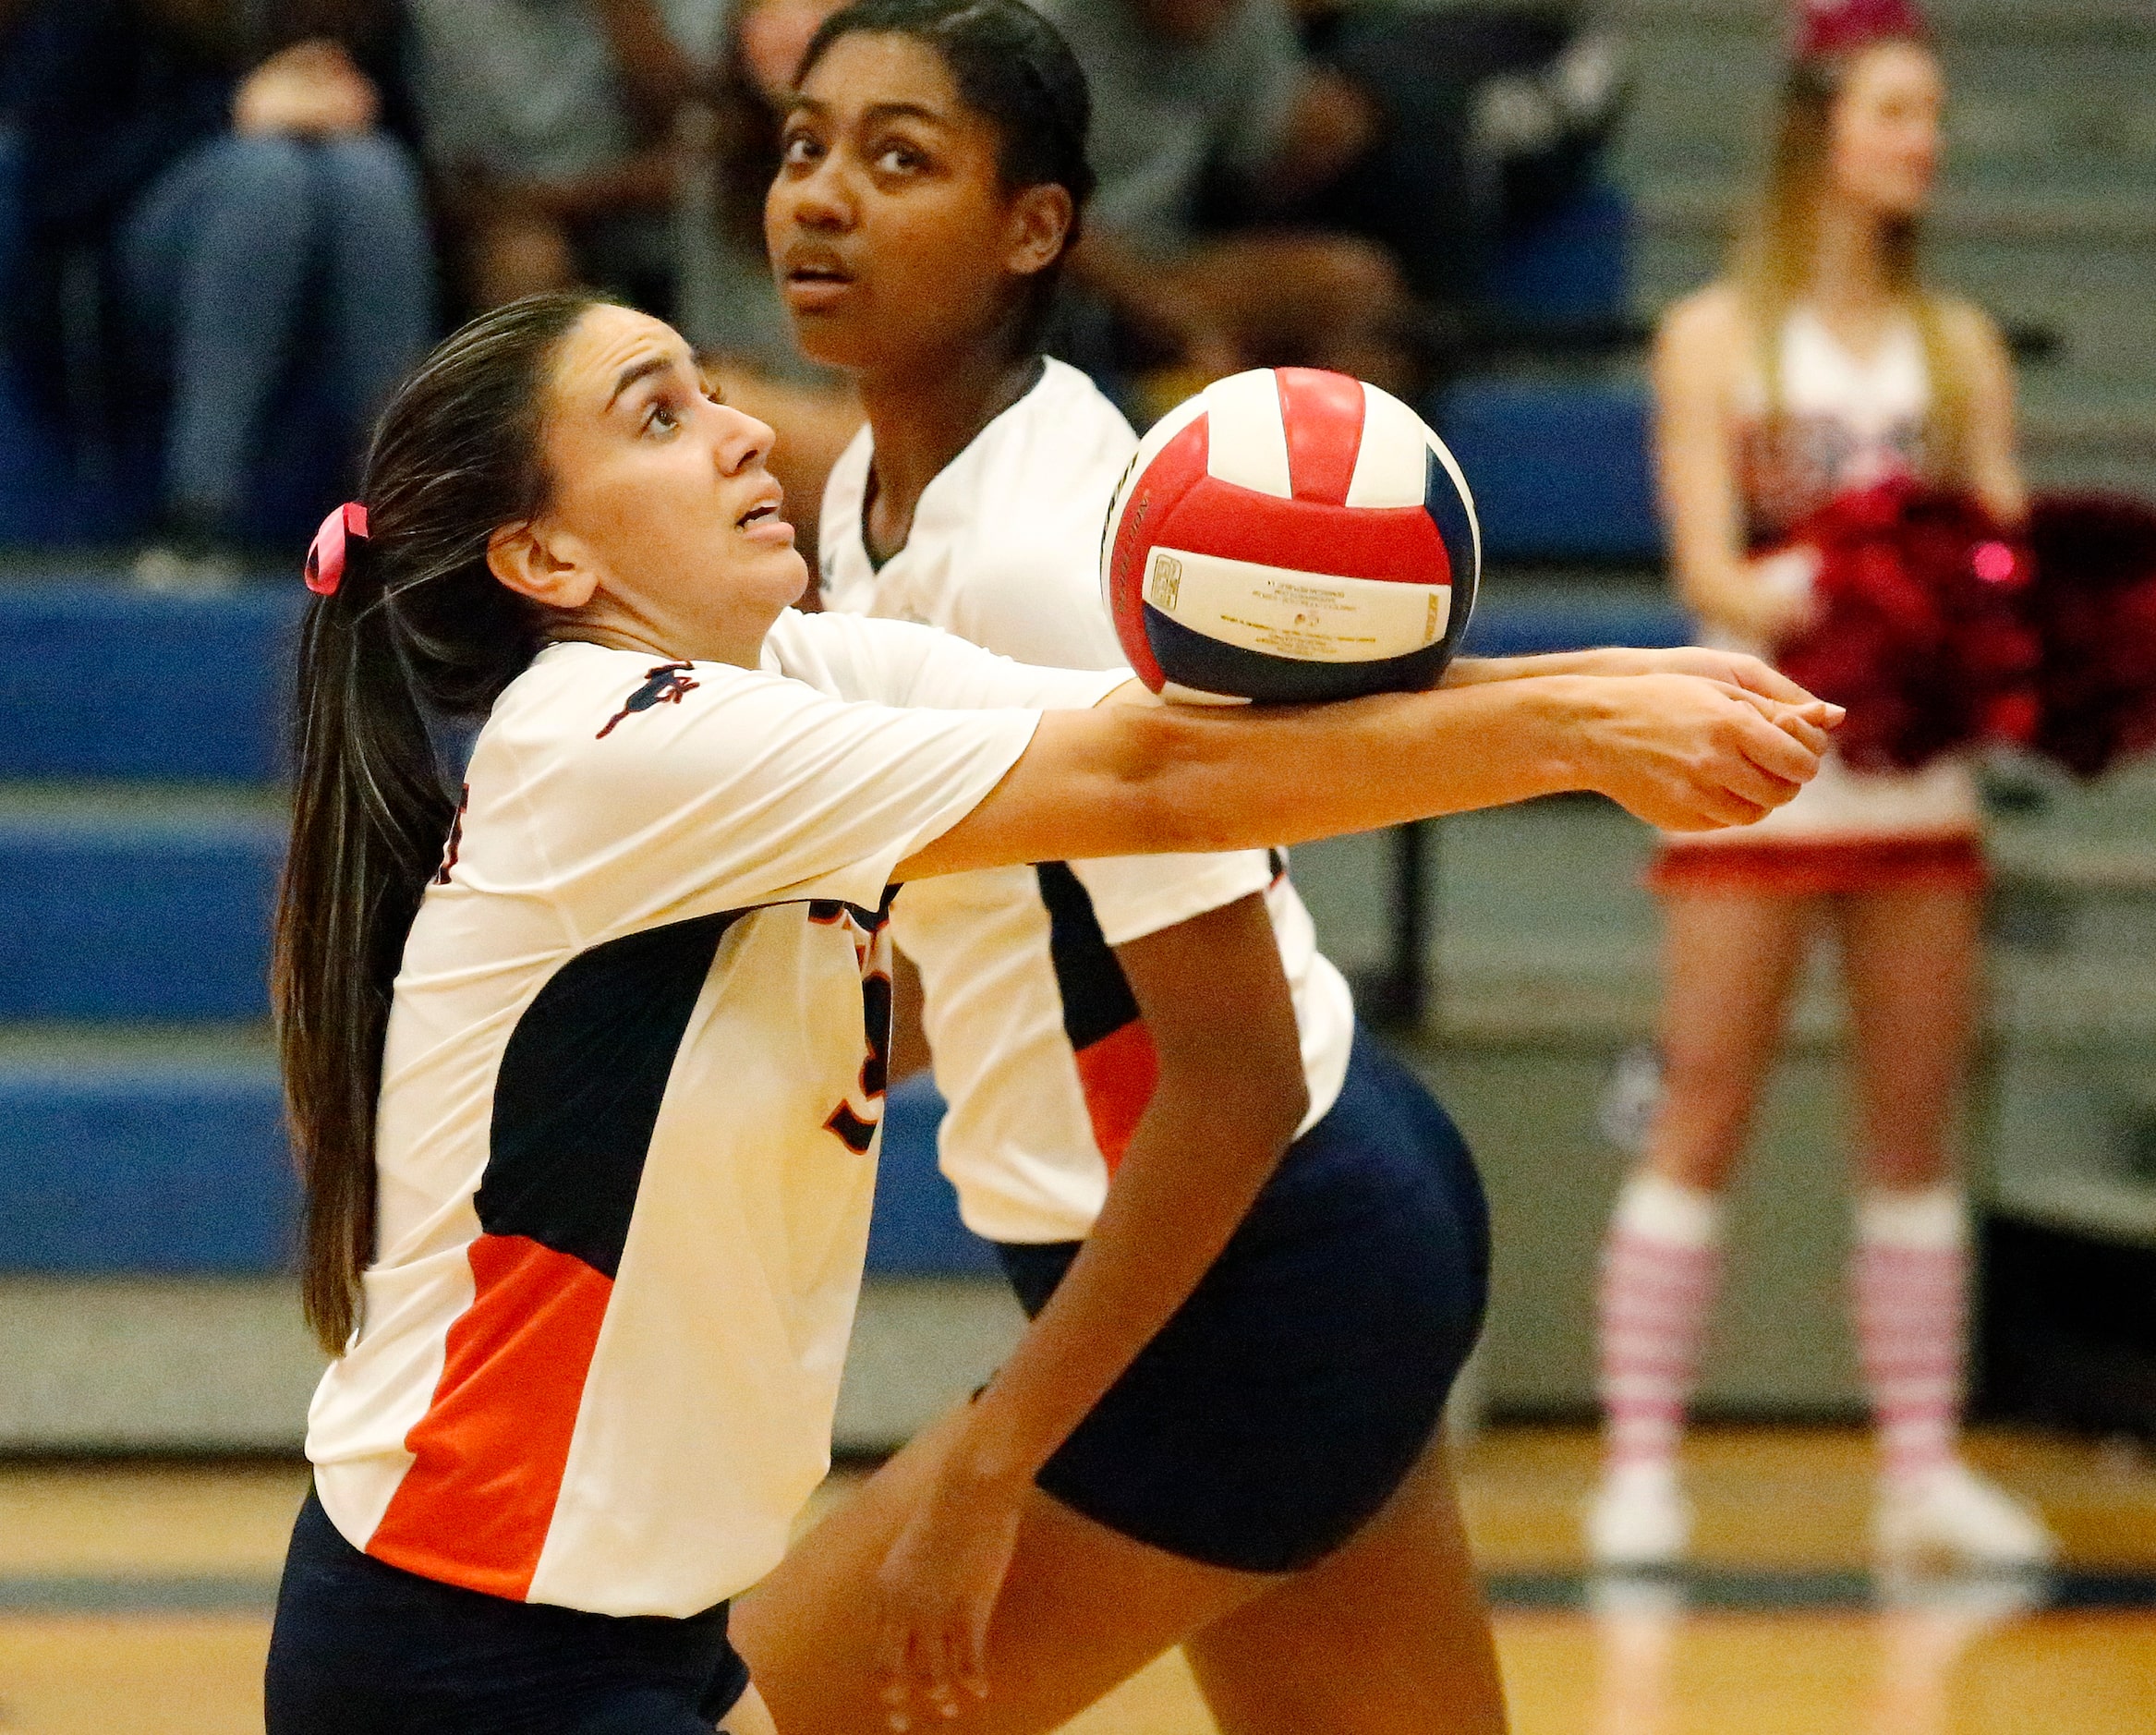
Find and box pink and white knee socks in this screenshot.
[1597,1171,1725,1476]
[1590,1172,1723,1563]
[1851,1185,1968,1488]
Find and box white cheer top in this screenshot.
[1685,306,1981,845]
[820,358,1357,1244]
[305,613,1120,1618]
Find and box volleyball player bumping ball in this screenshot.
[1587,0,2058,1576]
[729,6,1832,1734]
[260,72,1829,1735]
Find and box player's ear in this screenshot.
[488,519,600,610]
[1004,182,1073,281]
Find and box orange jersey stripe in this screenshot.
[1072,1017,1160,1176]
[367,1233,612,1599]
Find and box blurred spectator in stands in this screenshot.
[675,0,858,572]
[1036,0,1627,400]
[6,0,434,585]
[1304,0,1627,316]
[405,0,725,311]
[1036,0,1409,390]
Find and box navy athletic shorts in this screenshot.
[997,1024,1488,1575]
[265,1490,752,1733]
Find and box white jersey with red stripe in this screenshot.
[1676,306,1982,847]
[818,358,1356,1244]
[303,612,1122,1618]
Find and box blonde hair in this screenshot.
[1731,47,1973,479]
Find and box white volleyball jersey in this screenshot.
[305,613,1121,1618]
[1681,307,1981,846]
[821,358,1356,1244]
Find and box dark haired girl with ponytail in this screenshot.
[263,271,1832,1721]
[731,6,1835,1732]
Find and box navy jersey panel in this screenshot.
[265,1491,752,1734]
[483,910,748,1277]
[996,1025,1489,1573]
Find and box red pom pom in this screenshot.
[1774,479,2038,771]
[2022,493,2156,778]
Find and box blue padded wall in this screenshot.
[0,1052,294,1273]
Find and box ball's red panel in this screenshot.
[1102,366,1479,705]
[1274,368,1366,505]
[1106,412,1208,690]
[1154,477,1452,588]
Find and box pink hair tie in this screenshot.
[305,502,369,596]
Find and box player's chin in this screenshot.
[757,543,812,606]
[782,304,876,371]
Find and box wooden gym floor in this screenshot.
[3,1426,2153,1733]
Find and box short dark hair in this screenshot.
[798,0,1096,348]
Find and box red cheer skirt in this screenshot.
[1646,833,1987,900]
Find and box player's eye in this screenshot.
[873,140,926,175]
[780,129,820,167]
[642,398,681,436]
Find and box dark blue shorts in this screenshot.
[265,1490,752,1734]
[998,1025,1488,1575]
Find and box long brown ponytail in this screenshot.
[1732,46,1974,479]
[275,292,600,1354]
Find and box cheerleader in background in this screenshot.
[1587,0,2056,1571]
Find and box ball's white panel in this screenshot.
[1426,431,1484,585]
[1144,545,1449,665]
[1157,681,1253,707]
[1200,369,1293,499]
[1344,382,1435,509]
[1100,390,1210,612]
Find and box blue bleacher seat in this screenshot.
[1486,179,1633,327]
[0,796,281,1021]
[0,579,299,782]
[1466,593,1687,658]
[0,1046,293,1274]
[1420,179,1665,567]
[0,564,1690,1280]
[867,1073,1000,1278]
[1436,377,1663,565]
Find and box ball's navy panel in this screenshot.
[1423,444,1480,626]
[1143,604,1455,703]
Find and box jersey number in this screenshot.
[813,898,895,1157]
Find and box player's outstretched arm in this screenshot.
[893,671,1838,882]
[1443,645,1818,706]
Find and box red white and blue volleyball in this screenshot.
[1102,367,1480,706]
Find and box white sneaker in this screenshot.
[1588,1462,1692,1569]
[1873,1462,2058,1571]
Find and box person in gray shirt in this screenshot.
[1035,0,1411,390]
[406,0,722,308]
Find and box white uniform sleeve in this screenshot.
[504,650,1108,944]
[944,536,1127,673]
[774,610,1128,714]
[1067,849,1275,949]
